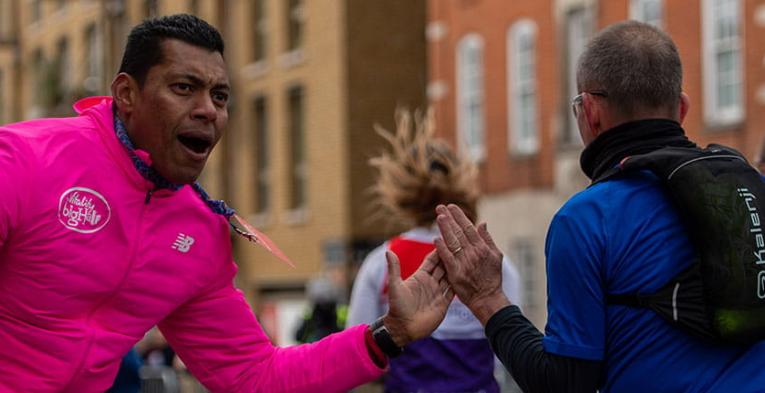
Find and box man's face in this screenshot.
[124,39,230,184]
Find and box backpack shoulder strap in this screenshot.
[591,144,748,185]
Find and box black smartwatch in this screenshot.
[369,317,404,358]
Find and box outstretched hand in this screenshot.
[383,250,454,347]
[434,204,511,325]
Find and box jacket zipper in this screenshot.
[64,189,153,391]
[145,187,156,204]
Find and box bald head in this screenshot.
[577,21,682,120]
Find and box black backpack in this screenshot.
[595,144,765,344]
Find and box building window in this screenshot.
[703,0,743,127]
[0,1,13,41]
[0,69,4,124]
[513,238,535,312]
[84,24,102,94]
[32,49,44,109]
[30,0,42,23]
[456,33,485,161]
[55,38,70,105]
[564,7,593,145]
[286,0,304,51]
[107,0,127,75]
[287,86,306,210]
[253,95,270,214]
[145,0,159,18]
[630,0,663,27]
[252,0,267,62]
[190,0,200,15]
[507,20,539,156]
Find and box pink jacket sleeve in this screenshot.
[159,260,385,393]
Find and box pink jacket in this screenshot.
[0,97,383,392]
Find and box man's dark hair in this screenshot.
[118,14,224,86]
[577,21,682,117]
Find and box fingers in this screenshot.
[477,222,499,252]
[438,276,449,291]
[432,264,446,282]
[386,251,402,287]
[436,206,463,252]
[443,287,455,301]
[446,204,482,246]
[434,238,457,273]
[437,277,454,301]
[419,250,440,275]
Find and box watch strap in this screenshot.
[369,317,404,358]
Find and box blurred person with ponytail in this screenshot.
[347,110,522,393]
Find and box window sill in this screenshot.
[284,208,309,225]
[509,149,539,160]
[250,212,272,229]
[279,49,306,69]
[703,116,745,133]
[242,61,270,80]
[556,141,584,152]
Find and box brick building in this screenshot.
[428,0,765,328]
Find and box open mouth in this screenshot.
[178,135,213,155]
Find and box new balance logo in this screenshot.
[172,233,195,253]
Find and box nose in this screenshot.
[191,93,218,123]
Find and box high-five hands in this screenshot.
[382,250,454,347]
[433,204,512,325]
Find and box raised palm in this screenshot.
[383,250,454,346]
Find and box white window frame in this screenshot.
[513,238,536,312]
[252,0,267,63]
[564,7,593,145]
[456,33,486,162]
[0,1,13,40]
[507,19,539,156]
[57,38,71,92]
[630,0,663,28]
[83,24,103,93]
[253,95,271,217]
[702,0,744,127]
[286,85,308,219]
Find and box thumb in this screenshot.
[386,251,402,290]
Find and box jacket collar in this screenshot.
[73,96,235,218]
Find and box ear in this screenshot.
[678,92,690,124]
[111,73,138,117]
[582,93,604,138]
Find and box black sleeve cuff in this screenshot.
[484,304,524,339]
[482,304,602,393]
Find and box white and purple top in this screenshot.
[348,227,522,393]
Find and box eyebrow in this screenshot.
[177,73,230,91]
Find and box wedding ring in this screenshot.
[452,246,463,254]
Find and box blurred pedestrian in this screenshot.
[347,109,522,393]
[107,348,143,393]
[295,276,346,343]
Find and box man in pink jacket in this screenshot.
[0,14,453,392]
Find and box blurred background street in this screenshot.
[1,0,764,391]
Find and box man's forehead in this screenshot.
[157,39,229,84]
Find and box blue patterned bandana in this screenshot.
[113,111,235,218]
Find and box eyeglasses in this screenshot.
[571,90,608,117]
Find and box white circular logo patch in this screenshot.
[58,187,111,233]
